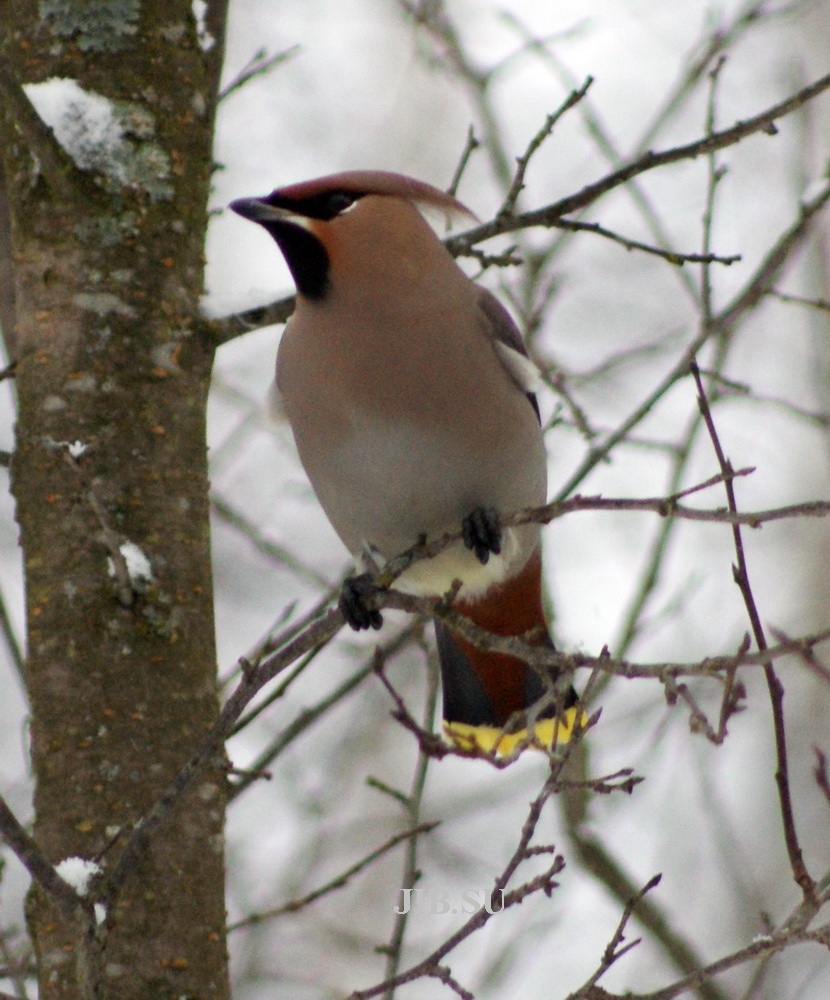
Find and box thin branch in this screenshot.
[229,639,330,736]
[381,643,439,998]
[580,875,662,993]
[691,361,817,904]
[348,768,568,999]
[218,45,299,101]
[199,295,295,346]
[0,55,95,203]
[447,125,480,197]
[228,822,438,930]
[619,913,825,1000]
[447,72,830,255]
[0,794,83,920]
[554,216,740,267]
[769,288,830,312]
[0,580,25,690]
[509,490,830,531]
[769,626,830,686]
[634,0,775,154]
[554,172,830,502]
[499,77,593,216]
[500,11,700,304]
[378,590,830,682]
[228,624,420,801]
[564,821,730,1000]
[211,492,333,589]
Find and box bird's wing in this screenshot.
[476,287,543,421]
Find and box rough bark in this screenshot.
[0,1,230,997]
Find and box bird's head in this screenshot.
[230,170,476,301]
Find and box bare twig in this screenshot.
[380,644,440,998]
[499,77,593,217]
[580,875,662,992]
[348,768,568,999]
[500,10,700,304]
[199,295,295,346]
[0,795,83,920]
[397,0,514,187]
[0,581,25,689]
[769,288,830,312]
[691,361,817,905]
[447,125,480,197]
[634,1,776,154]
[218,45,299,101]
[769,626,830,686]
[228,623,420,801]
[554,216,740,266]
[554,172,830,504]
[228,822,438,930]
[447,72,830,255]
[211,492,333,589]
[512,491,830,530]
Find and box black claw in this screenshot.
[462,506,502,565]
[339,573,384,631]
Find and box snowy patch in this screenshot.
[199,287,289,320]
[191,0,215,51]
[42,435,91,456]
[55,857,102,896]
[24,78,173,199]
[108,542,155,585]
[74,292,137,318]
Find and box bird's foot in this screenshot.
[462,506,502,565]
[339,573,384,631]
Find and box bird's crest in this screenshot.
[271,170,478,227]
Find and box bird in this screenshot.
[230,170,580,755]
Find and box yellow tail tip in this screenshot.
[443,706,586,757]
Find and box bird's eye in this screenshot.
[325,191,357,216]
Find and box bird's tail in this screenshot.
[435,547,581,755]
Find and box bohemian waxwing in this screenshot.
[231,171,580,753]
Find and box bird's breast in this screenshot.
[276,291,547,591]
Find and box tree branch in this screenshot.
[0,55,95,202]
[447,71,830,254]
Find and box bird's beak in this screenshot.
[229,197,305,227]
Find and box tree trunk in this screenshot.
[0,2,230,997]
